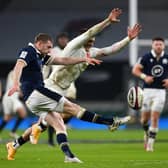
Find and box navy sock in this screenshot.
[39,122,47,131]
[149,131,157,139]
[80,111,114,125]
[17,136,27,145]
[142,123,149,134]
[48,126,54,144]
[0,120,7,132]
[56,133,74,158]
[13,136,28,149]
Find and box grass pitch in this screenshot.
[0,129,168,168]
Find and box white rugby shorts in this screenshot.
[141,88,166,113]
[26,88,66,119]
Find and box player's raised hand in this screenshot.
[128,23,142,40]
[8,84,20,96]
[85,57,102,66]
[108,8,122,23]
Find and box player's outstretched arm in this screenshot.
[8,60,26,96]
[95,24,142,58]
[48,55,102,66]
[64,8,122,51]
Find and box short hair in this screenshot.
[34,33,53,43]
[152,37,165,42]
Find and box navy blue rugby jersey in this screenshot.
[18,43,51,101]
[138,50,168,89]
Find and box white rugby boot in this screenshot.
[64,156,83,163]
[109,116,131,131]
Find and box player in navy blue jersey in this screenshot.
[6,26,130,162]
[132,37,168,152]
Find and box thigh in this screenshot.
[141,89,152,112]
[151,90,166,113]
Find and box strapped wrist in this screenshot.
[140,73,147,80]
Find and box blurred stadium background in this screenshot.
[0,0,168,130]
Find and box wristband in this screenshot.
[140,73,147,80]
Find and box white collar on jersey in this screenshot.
[28,42,42,54]
[151,49,164,58]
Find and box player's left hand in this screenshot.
[128,23,142,40]
[108,8,122,23]
[162,79,168,88]
[85,57,102,66]
[8,84,20,96]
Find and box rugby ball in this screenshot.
[127,86,143,110]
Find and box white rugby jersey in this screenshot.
[48,46,99,89]
[48,28,130,89]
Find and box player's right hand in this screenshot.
[108,8,122,23]
[144,76,154,84]
[8,84,20,96]
[85,57,102,66]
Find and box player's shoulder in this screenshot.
[141,52,152,60]
[163,53,168,58]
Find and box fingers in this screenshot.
[112,8,122,16]
[87,58,103,66]
[133,23,142,32]
[109,8,122,22]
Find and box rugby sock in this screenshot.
[11,117,23,133]
[48,126,55,145]
[79,111,114,125]
[0,120,7,132]
[148,127,158,140]
[38,122,47,132]
[147,127,158,150]
[12,136,28,149]
[57,133,74,158]
[142,123,149,135]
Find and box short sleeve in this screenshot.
[137,56,146,67]
[18,49,32,66]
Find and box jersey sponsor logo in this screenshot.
[19,51,28,59]
[151,65,164,77]
[150,58,154,63]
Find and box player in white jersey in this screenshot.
[43,32,77,146]
[0,70,26,138]
[6,9,140,162]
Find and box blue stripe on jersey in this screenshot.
[36,86,62,102]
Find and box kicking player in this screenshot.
[6,9,134,162]
[132,37,168,152]
[7,32,101,162]
[0,70,26,139]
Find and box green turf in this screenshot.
[0,130,168,168]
